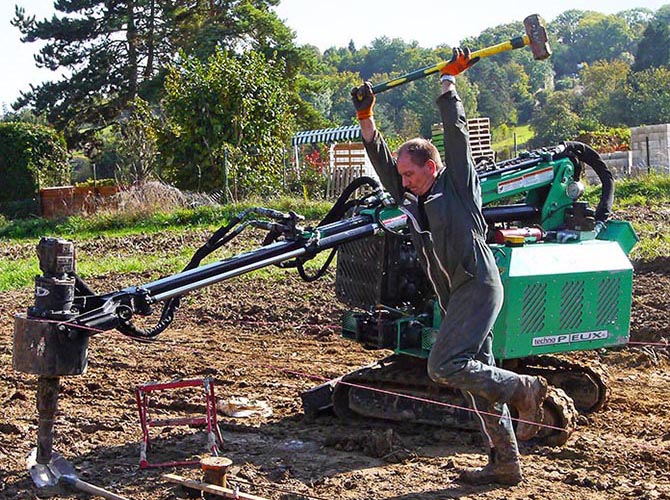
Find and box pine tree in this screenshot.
[12,0,298,145]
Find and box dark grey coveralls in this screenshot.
[363,89,519,453]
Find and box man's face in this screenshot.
[396,152,437,196]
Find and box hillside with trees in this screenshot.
[3,3,670,201]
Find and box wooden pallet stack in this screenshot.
[327,143,367,198]
[431,117,495,163]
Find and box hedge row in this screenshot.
[0,122,69,217]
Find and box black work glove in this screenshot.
[351,81,375,120]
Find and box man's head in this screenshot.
[396,138,443,196]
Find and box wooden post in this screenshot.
[201,456,232,488]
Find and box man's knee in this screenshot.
[427,354,468,385]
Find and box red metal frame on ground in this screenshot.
[135,378,224,468]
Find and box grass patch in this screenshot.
[0,196,334,241]
[629,220,670,261]
[492,124,534,156]
[584,174,670,208]
[0,226,336,292]
[0,259,39,291]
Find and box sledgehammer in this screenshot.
[371,14,551,94]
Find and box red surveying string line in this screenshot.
[39,318,667,434]
[278,366,567,434]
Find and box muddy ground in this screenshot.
[1,208,669,500]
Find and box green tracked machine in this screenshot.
[316,142,638,446]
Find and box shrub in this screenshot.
[0,122,69,218]
[575,127,630,153]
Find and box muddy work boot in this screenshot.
[457,447,522,486]
[510,375,548,441]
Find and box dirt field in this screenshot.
[1,208,669,500]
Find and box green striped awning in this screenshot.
[291,125,362,146]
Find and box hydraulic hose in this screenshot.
[117,177,385,338]
[556,141,614,222]
[116,209,254,341]
[317,176,382,226]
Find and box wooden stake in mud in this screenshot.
[163,473,269,500]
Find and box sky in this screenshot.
[1,0,668,110]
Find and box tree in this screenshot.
[625,66,670,126]
[12,0,174,144]
[159,49,294,198]
[460,21,548,126]
[0,122,69,217]
[549,10,637,77]
[12,0,300,146]
[618,8,655,39]
[574,14,636,63]
[529,91,581,146]
[579,59,631,127]
[115,99,159,185]
[468,61,520,127]
[633,6,670,71]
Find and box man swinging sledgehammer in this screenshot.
[351,47,548,485]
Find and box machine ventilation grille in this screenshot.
[521,283,547,333]
[560,280,584,330]
[335,238,384,308]
[597,277,620,325]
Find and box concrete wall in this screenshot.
[630,124,670,176]
[583,151,632,184]
[581,123,670,183]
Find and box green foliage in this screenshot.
[0,258,39,292]
[285,145,329,199]
[625,66,670,126]
[74,178,117,188]
[12,0,301,147]
[583,174,670,260]
[0,122,69,217]
[633,6,670,71]
[0,216,58,239]
[529,91,580,147]
[159,49,295,198]
[115,98,159,185]
[575,127,630,152]
[461,20,552,127]
[12,4,670,179]
[579,59,631,127]
[0,197,333,240]
[492,125,534,159]
[550,11,636,76]
[584,174,670,207]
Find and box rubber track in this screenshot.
[332,356,578,446]
[534,386,578,447]
[515,355,609,413]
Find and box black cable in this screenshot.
[118,178,385,338]
[317,176,381,226]
[557,141,615,222]
[297,248,338,282]
[117,210,251,341]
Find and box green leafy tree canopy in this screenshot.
[159,49,295,198]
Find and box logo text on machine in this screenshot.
[532,330,609,347]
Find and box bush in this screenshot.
[0,122,69,218]
[575,127,630,153]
